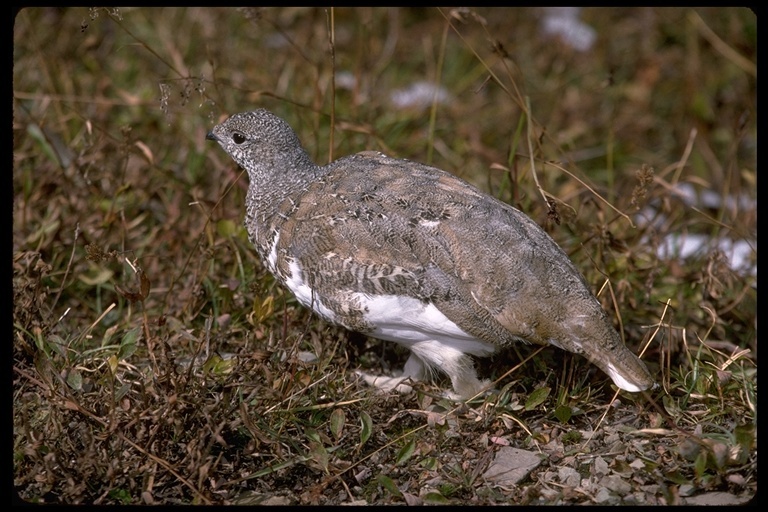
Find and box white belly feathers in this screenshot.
[283,256,497,358]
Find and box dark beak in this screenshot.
[206,131,217,141]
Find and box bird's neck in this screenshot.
[243,149,323,252]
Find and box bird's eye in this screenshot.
[232,132,246,144]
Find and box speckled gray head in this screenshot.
[207,109,655,399]
[207,109,319,186]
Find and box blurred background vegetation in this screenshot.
[13,7,755,505]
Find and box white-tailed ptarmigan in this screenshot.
[207,109,654,399]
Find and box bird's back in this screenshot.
[265,151,611,349]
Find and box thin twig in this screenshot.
[51,223,80,313]
[525,97,550,207]
[545,160,636,228]
[688,11,756,77]
[671,127,697,185]
[326,7,336,164]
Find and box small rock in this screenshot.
[297,351,318,363]
[261,496,291,506]
[402,493,422,506]
[593,456,609,476]
[557,467,581,487]
[685,492,753,506]
[600,475,632,496]
[594,487,618,504]
[538,487,562,503]
[726,473,746,487]
[482,447,542,487]
[342,499,368,506]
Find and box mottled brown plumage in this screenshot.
[207,109,654,399]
